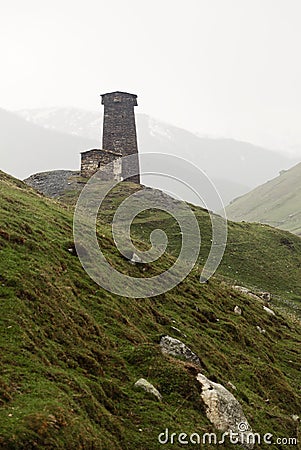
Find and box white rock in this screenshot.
[170,326,187,338]
[196,373,254,449]
[292,414,299,421]
[130,252,143,264]
[134,378,162,401]
[248,292,263,301]
[256,326,266,334]
[227,381,237,391]
[233,286,270,302]
[233,285,249,294]
[263,306,276,316]
[234,306,242,315]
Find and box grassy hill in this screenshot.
[59,179,301,309]
[0,171,301,449]
[226,162,301,236]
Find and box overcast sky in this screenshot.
[1,0,301,154]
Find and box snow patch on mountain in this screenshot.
[148,116,173,141]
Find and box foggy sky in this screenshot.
[1,0,301,154]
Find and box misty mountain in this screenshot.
[0,107,297,210]
[0,108,99,179]
[17,108,297,205]
[226,161,301,235]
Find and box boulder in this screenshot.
[259,292,271,302]
[263,306,276,316]
[196,373,254,449]
[233,285,249,295]
[234,306,242,315]
[134,378,162,402]
[160,335,201,366]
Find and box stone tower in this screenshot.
[101,91,140,184]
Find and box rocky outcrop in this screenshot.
[160,335,201,366]
[233,285,271,302]
[134,378,162,401]
[196,373,254,449]
[24,170,81,198]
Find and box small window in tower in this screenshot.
[97,161,101,168]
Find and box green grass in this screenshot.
[59,179,301,309]
[226,161,301,236]
[0,171,300,449]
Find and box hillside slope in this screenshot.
[0,171,300,449]
[226,162,301,236]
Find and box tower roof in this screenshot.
[81,148,122,156]
[101,91,138,105]
[101,91,137,99]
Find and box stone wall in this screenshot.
[101,91,140,184]
[81,149,122,180]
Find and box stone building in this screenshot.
[80,148,122,180]
[80,91,140,183]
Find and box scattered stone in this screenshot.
[248,292,262,301]
[292,414,299,422]
[200,276,209,284]
[123,250,144,264]
[227,381,237,391]
[256,326,266,334]
[134,378,162,402]
[160,335,201,366]
[196,373,254,449]
[170,326,187,338]
[232,286,271,303]
[263,306,276,316]
[130,252,143,264]
[234,305,242,315]
[233,285,249,295]
[259,292,271,302]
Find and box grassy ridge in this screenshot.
[60,181,301,309]
[0,172,300,449]
[226,162,301,236]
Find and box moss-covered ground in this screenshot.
[0,172,300,449]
